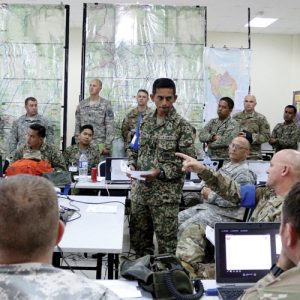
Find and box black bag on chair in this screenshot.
[120,254,204,300]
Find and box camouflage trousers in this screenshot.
[130,200,179,257]
[176,223,216,278]
[178,203,235,238]
[181,261,215,279]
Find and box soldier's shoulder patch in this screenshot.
[106,108,114,118]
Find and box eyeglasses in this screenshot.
[229,143,248,151]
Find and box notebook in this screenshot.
[187,158,224,182]
[247,160,270,184]
[215,222,281,300]
[105,157,130,184]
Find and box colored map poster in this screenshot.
[0,4,66,154]
[85,4,205,150]
[203,48,251,122]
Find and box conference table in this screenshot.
[71,176,203,193]
[53,195,126,279]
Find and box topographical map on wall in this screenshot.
[85,4,205,149]
[0,4,65,154]
[203,48,251,122]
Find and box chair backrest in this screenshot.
[97,160,106,177]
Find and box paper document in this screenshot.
[86,205,117,213]
[130,170,153,180]
[205,225,215,246]
[120,161,153,181]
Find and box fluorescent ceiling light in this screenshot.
[245,17,278,28]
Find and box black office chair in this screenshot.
[71,135,76,145]
[97,160,106,177]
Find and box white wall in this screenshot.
[66,28,300,145]
[208,32,300,129]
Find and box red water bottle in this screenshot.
[91,167,97,182]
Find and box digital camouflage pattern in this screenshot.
[121,106,152,152]
[176,223,216,279]
[270,121,299,152]
[75,97,115,150]
[128,107,195,257]
[0,263,120,300]
[177,168,283,278]
[178,160,257,237]
[130,200,179,257]
[63,143,101,173]
[199,167,283,222]
[233,110,271,160]
[241,263,300,300]
[12,143,67,171]
[198,116,240,159]
[8,113,54,153]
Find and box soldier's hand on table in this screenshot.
[175,152,206,173]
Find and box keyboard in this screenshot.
[218,287,245,300]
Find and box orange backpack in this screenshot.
[5,159,53,176]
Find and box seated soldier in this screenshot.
[175,149,300,279]
[63,124,101,173]
[0,174,120,299]
[178,136,256,238]
[11,124,66,171]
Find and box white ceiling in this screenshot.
[3,0,300,34]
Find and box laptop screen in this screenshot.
[105,157,130,183]
[247,160,270,184]
[188,158,224,181]
[215,222,280,284]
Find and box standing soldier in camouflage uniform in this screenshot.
[178,136,256,238]
[175,149,300,278]
[269,105,299,152]
[75,79,114,156]
[8,97,54,153]
[0,175,120,299]
[128,78,195,257]
[12,124,66,171]
[64,124,101,173]
[199,97,239,159]
[121,89,152,153]
[241,182,300,299]
[233,94,270,160]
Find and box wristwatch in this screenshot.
[158,168,165,180]
[270,264,284,277]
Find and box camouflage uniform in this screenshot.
[176,168,283,279]
[12,143,67,171]
[0,263,120,299]
[128,107,195,257]
[63,143,101,173]
[270,121,299,152]
[177,160,257,237]
[241,264,300,300]
[121,106,152,152]
[233,111,271,159]
[8,113,54,153]
[75,97,115,150]
[198,116,240,159]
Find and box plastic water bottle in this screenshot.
[78,152,88,182]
